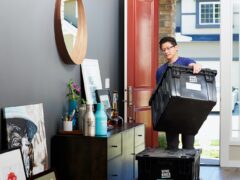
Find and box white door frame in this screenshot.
[124,0,128,122]
[220,0,240,167]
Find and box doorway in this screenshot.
[175,0,221,165]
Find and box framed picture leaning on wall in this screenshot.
[95,89,112,112]
[0,147,27,180]
[3,103,48,178]
[81,59,103,104]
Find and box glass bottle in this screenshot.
[78,104,86,133]
[111,91,119,118]
[95,103,107,136]
[110,91,122,125]
[83,103,95,136]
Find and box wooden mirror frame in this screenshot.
[54,0,87,64]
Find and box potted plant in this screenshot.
[67,79,86,130]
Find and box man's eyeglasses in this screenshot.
[160,45,175,53]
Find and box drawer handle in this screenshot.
[138,134,143,137]
[111,145,118,148]
[112,174,118,176]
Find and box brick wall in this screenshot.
[158,0,176,65]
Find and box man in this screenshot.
[156,36,202,149]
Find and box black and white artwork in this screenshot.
[4,103,48,178]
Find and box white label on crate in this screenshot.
[186,82,201,91]
[189,76,198,83]
[161,169,171,178]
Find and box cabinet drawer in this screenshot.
[122,129,134,150]
[134,125,145,147]
[108,134,122,160]
[108,156,122,180]
[135,143,145,154]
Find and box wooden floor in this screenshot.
[200,166,240,180]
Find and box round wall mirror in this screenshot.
[55,0,87,64]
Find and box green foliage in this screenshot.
[210,139,219,146]
[66,79,86,104]
[201,149,219,158]
[194,139,200,146]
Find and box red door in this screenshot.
[126,0,158,147]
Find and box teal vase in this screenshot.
[69,99,78,130]
[95,103,107,136]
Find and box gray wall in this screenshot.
[0,0,123,165]
[84,0,124,114]
[84,0,120,88]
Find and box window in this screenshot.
[198,1,220,26]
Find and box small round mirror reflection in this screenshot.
[61,0,78,54]
[55,0,87,64]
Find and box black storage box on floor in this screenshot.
[136,148,201,180]
[149,64,217,134]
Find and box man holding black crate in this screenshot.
[156,36,202,149]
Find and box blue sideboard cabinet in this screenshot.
[51,123,145,180]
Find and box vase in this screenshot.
[95,103,107,136]
[83,103,95,136]
[63,121,73,131]
[78,104,86,133]
[69,99,78,130]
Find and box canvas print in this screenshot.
[0,148,26,180]
[81,59,103,104]
[4,103,48,178]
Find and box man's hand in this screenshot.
[189,63,202,74]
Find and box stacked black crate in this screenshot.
[139,64,217,180]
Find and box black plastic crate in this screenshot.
[136,148,201,180]
[149,64,217,134]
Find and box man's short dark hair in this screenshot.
[159,36,177,50]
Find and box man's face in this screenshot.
[160,42,178,62]
[7,123,24,148]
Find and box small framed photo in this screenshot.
[81,59,103,104]
[0,147,27,180]
[29,169,56,180]
[95,89,112,111]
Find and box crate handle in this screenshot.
[172,68,181,78]
[204,71,214,82]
